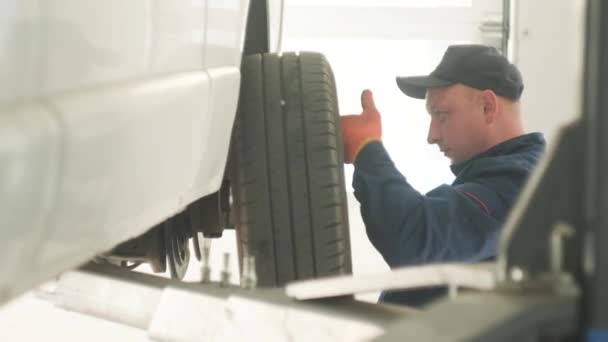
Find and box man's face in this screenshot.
[425,84,488,164]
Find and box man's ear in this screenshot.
[481,90,498,123]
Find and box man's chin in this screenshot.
[448,156,464,165]
[442,150,464,165]
[443,152,456,164]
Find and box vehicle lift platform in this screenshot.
[42,259,578,342]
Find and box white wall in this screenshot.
[510,0,586,145]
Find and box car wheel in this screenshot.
[230,52,352,286]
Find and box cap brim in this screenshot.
[396,75,453,99]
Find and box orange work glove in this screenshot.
[339,89,382,164]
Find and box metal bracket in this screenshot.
[285,263,496,301]
[498,121,585,283]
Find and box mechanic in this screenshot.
[340,44,546,307]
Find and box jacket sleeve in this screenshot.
[353,142,502,267]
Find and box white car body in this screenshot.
[0,0,283,302]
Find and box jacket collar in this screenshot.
[450,132,545,176]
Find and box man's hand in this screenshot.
[340,89,382,164]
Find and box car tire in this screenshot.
[230,52,352,286]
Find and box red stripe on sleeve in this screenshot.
[463,191,491,216]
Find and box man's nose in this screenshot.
[427,119,440,144]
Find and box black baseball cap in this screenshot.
[396,44,524,100]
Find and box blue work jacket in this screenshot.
[353,133,546,307]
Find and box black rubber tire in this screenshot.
[230,52,352,287]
